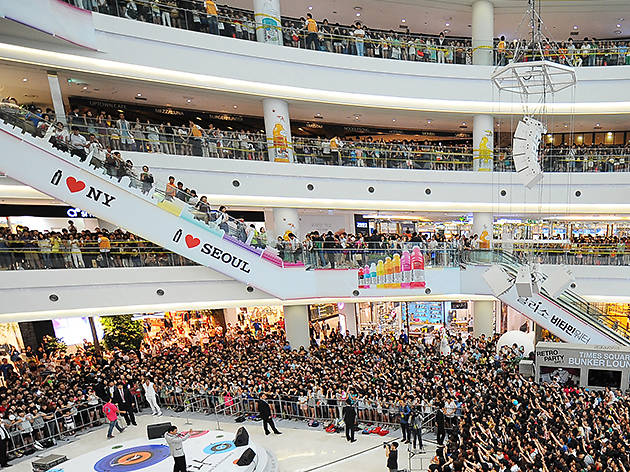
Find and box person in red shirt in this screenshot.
[102,397,126,439]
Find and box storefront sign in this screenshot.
[516,296,591,344]
[537,346,630,368]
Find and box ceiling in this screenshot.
[225,0,630,41]
[3,61,630,134]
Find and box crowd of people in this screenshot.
[2,219,630,271]
[2,325,630,471]
[0,225,193,270]
[60,0,630,68]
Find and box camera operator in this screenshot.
[385,441,398,472]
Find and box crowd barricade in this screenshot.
[5,400,106,457]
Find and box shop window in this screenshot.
[587,369,621,389]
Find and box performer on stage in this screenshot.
[164,425,192,472]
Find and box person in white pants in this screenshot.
[142,377,162,416]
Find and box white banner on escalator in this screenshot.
[499,285,617,346]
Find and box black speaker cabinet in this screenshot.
[234,426,249,447]
[147,422,172,440]
[236,447,256,466]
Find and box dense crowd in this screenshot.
[60,0,630,68]
[4,98,630,174]
[2,327,630,471]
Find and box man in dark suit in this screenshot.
[113,382,137,426]
[257,394,281,436]
[342,399,357,442]
[436,404,446,445]
[0,419,10,468]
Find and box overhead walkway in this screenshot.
[1,117,629,346]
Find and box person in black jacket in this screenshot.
[385,442,398,472]
[342,398,357,442]
[258,394,281,436]
[112,383,137,426]
[435,404,446,445]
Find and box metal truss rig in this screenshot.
[491,60,576,96]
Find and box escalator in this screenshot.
[466,250,630,346]
[0,115,359,300]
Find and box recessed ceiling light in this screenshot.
[445,22,450,26]
[82,86,88,90]
[615,30,622,34]
[355,116,360,120]
[427,119,432,124]
[356,12,361,16]
[564,124,568,128]
[308,5,312,10]
[233,105,238,109]
[22,77,28,82]
[186,99,192,103]
[392,119,397,122]
[401,18,406,23]
[573,25,578,30]
[462,122,466,126]
[443,29,450,33]
[136,93,142,97]
[618,18,624,21]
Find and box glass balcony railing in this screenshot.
[4,105,630,174]
[62,0,630,68]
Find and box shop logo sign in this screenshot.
[51,170,117,207]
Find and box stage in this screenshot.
[44,428,278,472]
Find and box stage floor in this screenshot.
[12,413,435,472]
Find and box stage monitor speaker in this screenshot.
[482,265,513,297]
[234,426,249,447]
[147,422,172,440]
[236,448,256,466]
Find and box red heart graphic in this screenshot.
[185,234,200,248]
[66,177,86,193]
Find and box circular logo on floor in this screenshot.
[185,430,209,439]
[202,441,236,455]
[94,445,170,472]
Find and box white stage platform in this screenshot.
[45,429,278,472]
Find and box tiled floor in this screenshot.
[9,413,436,472]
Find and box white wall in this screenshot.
[127,153,630,214]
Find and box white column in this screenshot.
[473,114,494,172]
[473,301,494,337]
[262,98,294,163]
[339,303,358,336]
[47,72,67,126]
[472,0,494,66]
[283,305,310,349]
[273,207,300,240]
[253,0,282,45]
[472,212,493,249]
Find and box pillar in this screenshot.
[473,115,494,172]
[283,305,310,349]
[47,72,67,126]
[472,0,494,66]
[273,207,300,239]
[262,98,294,163]
[338,302,358,336]
[473,301,494,337]
[472,212,493,249]
[253,0,283,45]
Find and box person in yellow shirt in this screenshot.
[205,0,219,35]
[497,35,507,65]
[98,233,111,268]
[305,13,319,50]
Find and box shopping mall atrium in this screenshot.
[2,0,630,471]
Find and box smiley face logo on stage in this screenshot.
[94,445,170,472]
